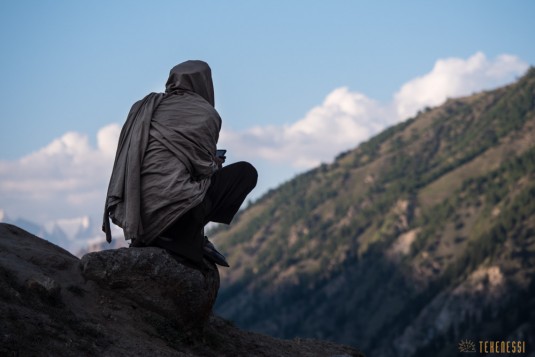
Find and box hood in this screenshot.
[165,60,215,106]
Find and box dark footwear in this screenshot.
[203,238,230,267]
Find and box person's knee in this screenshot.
[236,161,258,189]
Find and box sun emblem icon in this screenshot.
[458,339,476,353]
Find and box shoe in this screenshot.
[203,237,230,267]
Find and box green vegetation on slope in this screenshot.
[212,68,535,357]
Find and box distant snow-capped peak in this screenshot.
[44,216,92,241]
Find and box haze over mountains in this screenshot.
[0,209,126,255]
[211,69,535,356]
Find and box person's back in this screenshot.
[139,68,221,246]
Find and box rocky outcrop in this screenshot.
[81,247,219,333]
[0,223,363,356]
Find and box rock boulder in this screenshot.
[80,247,219,331]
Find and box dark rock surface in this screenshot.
[81,247,219,333]
[0,223,363,356]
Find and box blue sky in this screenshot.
[0,1,534,243]
[2,1,533,158]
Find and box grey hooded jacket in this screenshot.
[103,61,221,244]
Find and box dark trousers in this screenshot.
[152,161,257,264]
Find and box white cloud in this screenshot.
[221,52,528,169]
[220,87,394,168]
[97,124,122,158]
[0,124,121,222]
[394,52,528,119]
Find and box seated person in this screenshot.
[103,60,257,267]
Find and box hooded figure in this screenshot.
[103,61,257,266]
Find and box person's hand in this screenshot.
[214,155,226,169]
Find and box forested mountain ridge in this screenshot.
[212,68,535,357]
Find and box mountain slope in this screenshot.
[212,68,535,356]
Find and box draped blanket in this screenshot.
[103,61,221,244]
